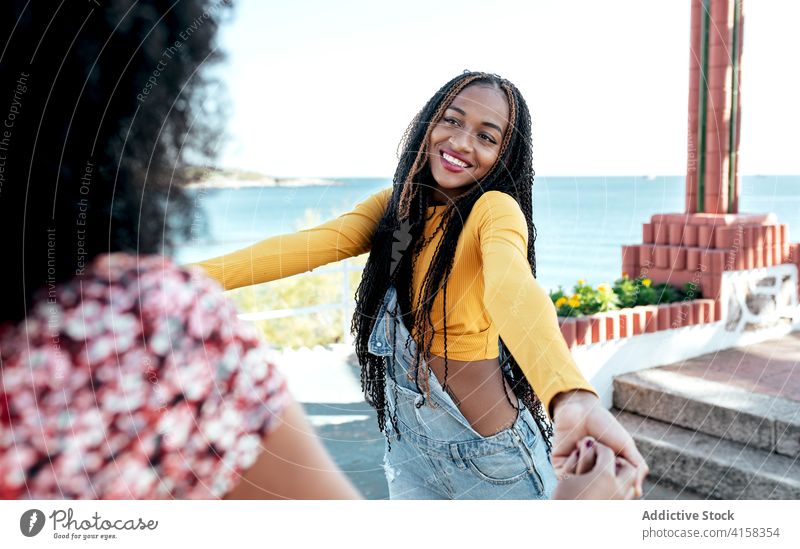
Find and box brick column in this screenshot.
[685,0,702,214]
[704,0,732,214]
[621,0,800,320]
[689,0,742,215]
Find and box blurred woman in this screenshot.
[0,0,359,500]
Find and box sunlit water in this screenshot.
[175,175,799,293]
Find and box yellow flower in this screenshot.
[597,282,611,293]
[568,296,581,308]
[642,278,652,287]
[555,297,568,307]
[577,279,586,286]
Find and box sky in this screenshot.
[213,0,800,178]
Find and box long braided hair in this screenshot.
[351,71,553,450]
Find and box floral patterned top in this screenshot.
[0,253,289,499]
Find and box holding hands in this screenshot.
[550,389,649,499]
[553,436,638,499]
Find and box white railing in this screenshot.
[236,259,364,345]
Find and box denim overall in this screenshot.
[367,285,557,499]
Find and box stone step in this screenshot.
[613,368,800,457]
[615,410,800,499]
[642,477,704,500]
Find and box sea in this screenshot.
[175,175,800,294]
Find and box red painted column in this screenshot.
[685,0,702,214]
[731,5,744,214]
[610,0,800,334]
[704,0,732,214]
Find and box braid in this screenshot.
[353,71,552,450]
[409,208,453,403]
[440,258,454,392]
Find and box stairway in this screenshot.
[613,364,800,499]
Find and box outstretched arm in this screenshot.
[476,191,596,415]
[476,191,648,495]
[193,187,393,290]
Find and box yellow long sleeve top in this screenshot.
[195,187,596,415]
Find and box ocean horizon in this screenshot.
[176,175,800,294]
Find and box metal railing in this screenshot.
[236,259,364,345]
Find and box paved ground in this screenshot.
[661,331,800,403]
[277,333,800,500]
[273,344,389,499]
[310,405,389,499]
[309,402,704,500]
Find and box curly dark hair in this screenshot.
[0,0,232,324]
[351,71,553,450]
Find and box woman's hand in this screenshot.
[550,389,649,497]
[553,437,637,499]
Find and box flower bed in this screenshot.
[551,276,715,347]
[549,275,700,316]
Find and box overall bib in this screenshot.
[367,285,557,499]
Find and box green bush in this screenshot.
[225,209,365,349]
[550,275,702,317]
[227,261,364,349]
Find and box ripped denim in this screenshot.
[368,285,557,499]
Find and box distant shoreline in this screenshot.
[186,176,342,189]
[183,173,798,190]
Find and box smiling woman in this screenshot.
[427,84,510,204]
[193,70,648,499]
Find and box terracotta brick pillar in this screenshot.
[687,0,743,215]
[616,0,800,327]
[685,0,702,214]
